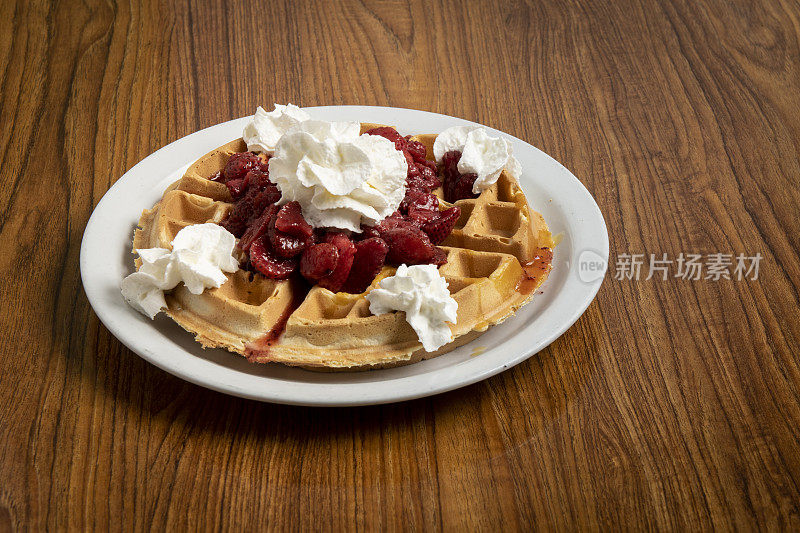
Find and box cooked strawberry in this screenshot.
[407,208,439,227]
[221,210,248,238]
[274,201,313,239]
[418,164,441,190]
[405,139,427,162]
[225,178,245,199]
[374,211,413,234]
[405,173,424,192]
[316,233,356,292]
[442,150,460,175]
[242,169,271,190]
[400,188,438,214]
[358,226,382,240]
[406,165,441,192]
[431,247,448,266]
[254,202,313,258]
[366,127,406,151]
[342,237,388,294]
[222,207,248,236]
[421,206,461,244]
[250,186,281,217]
[453,174,477,202]
[239,204,278,251]
[442,150,478,202]
[222,168,281,236]
[403,150,416,169]
[310,228,327,244]
[419,158,437,171]
[365,126,402,140]
[249,237,297,279]
[223,152,263,182]
[226,189,267,238]
[383,227,436,265]
[269,232,307,258]
[300,243,339,281]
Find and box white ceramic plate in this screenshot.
[80,106,608,406]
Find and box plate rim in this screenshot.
[80,105,608,406]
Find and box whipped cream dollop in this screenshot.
[268,120,407,232]
[432,125,521,194]
[366,264,458,352]
[242,103,311,154]
[120,223,239,319]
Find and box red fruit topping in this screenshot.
[239,204,279,251]
[220,153,282,237]
[401,188,438,213]
[403,189,441,226]
[442,150,478,202]
[221,212,247,237]
[268,221,308,259]
[242,169,271,190]
[225,178,246,199]
[274,201,313,239]
[317,233,356,293]
[431,247,448,266]
[450,174,477,202]
[421,206,461,244]
[224,152,264,182]
[419,158,437,171]
[250,185,282,215]
[218,142,459,286]
[383,227,436,265]
[311,228,327,244]
[406,166,441,192]
[359,226,382,240]
[419,164,441,189]
[375,211,414,234]
[366,127,441,201]
[269,232,307,258]
[405,173,423,191]
[442,150,460,175]
[366,127,406,152]
[342,237,389,294]
[300,243,339,281]
[366,126,402,140]
[223,192,258,237]
[407,205,439,226]
[403,150,416,169]
[249,237,297,280]
[262,202,313,258]
[405,139,427,162]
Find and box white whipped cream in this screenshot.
[120,223,239,318]
[242,104,311,154]
[432,125,521,193]
[268,120,407,232]
[366,264,458,352]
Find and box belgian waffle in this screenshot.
[131,128,553,369]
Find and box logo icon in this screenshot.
[577,249,607,283]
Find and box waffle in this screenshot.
[131,128,553,369]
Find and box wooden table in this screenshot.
[2,0,799,529]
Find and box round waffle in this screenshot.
[131,127,553,369]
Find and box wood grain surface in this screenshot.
[2,0,799,530]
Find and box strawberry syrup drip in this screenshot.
[517,247,554,295]
[244,278,307,362]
